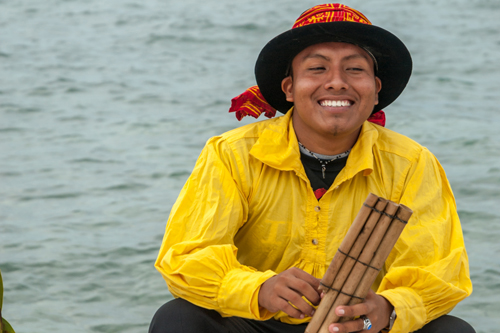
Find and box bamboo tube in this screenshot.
[317,201,400,332]
[320,197,387,292]
[306,196,387,333]
[319,193,380,293]
[344,204,413,310]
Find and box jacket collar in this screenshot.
[340,121,378,180]
[250,109,379,181]
[249,109,302,173]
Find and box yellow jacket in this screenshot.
[155,110,472,333]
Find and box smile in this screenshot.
[319,100,352,107]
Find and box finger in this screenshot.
[329,317,365,333]
[335,298,372,318]
[288,277,321,306]
[280,287,316,317]
[276,297,307,319]
[291,267,321,290]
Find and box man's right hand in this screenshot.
[258,267,321,319]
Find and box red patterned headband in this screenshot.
[292,3,371,28]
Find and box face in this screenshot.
[281,42,382,152]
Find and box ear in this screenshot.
[281,76,294,102]
[374,77,382,105]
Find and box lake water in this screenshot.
[1,0,499,332]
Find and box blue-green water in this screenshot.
[1,0,499,332]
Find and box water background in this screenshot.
[1,0,499,332]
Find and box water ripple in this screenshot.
[1,1,499,332]
[18,192,84,201]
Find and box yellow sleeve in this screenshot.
[377,148,472,333]
[155,137,277,320]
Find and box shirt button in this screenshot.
[312,239,319,245]
[314,206,321,212]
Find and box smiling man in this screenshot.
[150,4,474,333]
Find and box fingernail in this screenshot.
[337,308,345,315]
[332,327,339,332]
[311,310,315,316]
[300,314,305,319]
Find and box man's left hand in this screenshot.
[328,289,393,333]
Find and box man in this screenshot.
[150,4,474,333]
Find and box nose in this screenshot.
[324,68,349,91]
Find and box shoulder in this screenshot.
[197,117,288,192]
[205,115,286,153]
[367,122,430,163]
[218,116,285,142]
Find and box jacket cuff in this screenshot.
[218,268,277,320]
[378,287,426,333]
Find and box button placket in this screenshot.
[312,205,321,246]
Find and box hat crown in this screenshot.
[292,3,371,29]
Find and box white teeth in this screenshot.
[320,100,351,107]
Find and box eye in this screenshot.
[347,67,364,72]
[309,66,326,71]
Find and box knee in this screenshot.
[149,298,222,333]
[417,315,475,333]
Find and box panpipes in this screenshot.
[305,193,413,333]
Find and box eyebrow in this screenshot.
[300,52,372,63]
[343,53,372,62]
[300,53,330,62]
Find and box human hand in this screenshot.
[258,267,321,319]
[328,289,393,332]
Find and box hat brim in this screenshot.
[255,22,412,114]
